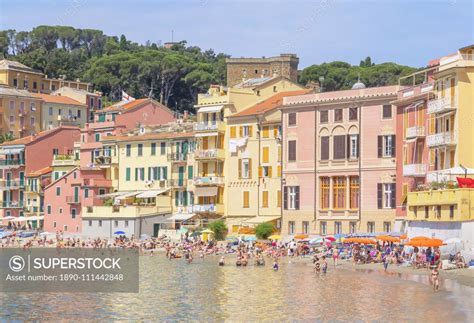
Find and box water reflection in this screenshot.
[0,257,469,321]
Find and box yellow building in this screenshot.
[0,59,92,93]
[194,76,306,232]
[0,85,42,138]
[407,45,474,248]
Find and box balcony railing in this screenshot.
[66,196,81,204]
[194,149,224,159]
[170,179,187,187]
[427,96,455,114]
[83,205,171,218]
[403,164,427,177]
[427,132,456,147]
[167,152,187,162]
[193,121,224,132]
[0,179,25,189]
[194,176,224,185]
[406,126,425,139]
[192,204,220,213]
[0,159,25,167]
[1,201,24,208]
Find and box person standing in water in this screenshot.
[322,256,328,274]
[431,267,440,291]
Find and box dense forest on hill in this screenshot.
[0,26,418,111]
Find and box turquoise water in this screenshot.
[0,256,470,321]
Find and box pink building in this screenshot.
[280,85,400,236]
[0,126,80,219]
[43,167,112,234]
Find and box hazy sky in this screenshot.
[1,0,473,68]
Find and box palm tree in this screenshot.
[0,133,14,144]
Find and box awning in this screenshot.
[195,187,218,197]
[0,147,24,155]
[96,191,131,199]
[168,213,196,221]
[243,216,281,224]
[116,191,142,200]
[10,217,28,222]
[198,105,223,113]
[24,216,44,221]
[136,189,169,198]
[195,132,218,137]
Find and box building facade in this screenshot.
[280,85,400,236]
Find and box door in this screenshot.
[6,172,11,187]
[153,224,160,237]
[178,166,184,186]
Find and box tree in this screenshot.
[208,220,228,241]
[255,223,274,240]
[0,133,14,144]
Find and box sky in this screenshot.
[0,0,473,68]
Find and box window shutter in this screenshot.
[135,168,138,181]
[273,126,278,138]
[277,165,282,177]
[248,126,253,137]
[188,166,193,180]
[268,166,272,178]
[157,167,161,180]
[356,134,360,158]
[321,137,329,160]
[295,186,300,210]
[283,187,288,210]
[263,126,269,138]
[258,166,263,178]
[238,159,242,178]
[391,135,396,157]
[263,147,269,163]
[239,126,243,138]
[163,167,167,180]
[391,183,396,209]
[148,167,151,181]
[377,183,383,209]
[377,136,383,158]
[175,191,179,207]
[183,191,188,206]
[288,140,296,161]
[230,126,236,138]
[346,135,350,159]
[249,158,252,178]
[333,135,346,159]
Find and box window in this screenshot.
[450,205,455,219]
[302,221,309,234]
[367,222,375,233]
[383,183,393,208]
[243,191,250,208]
[424,206,429,219]
[33,81,37,90]
[160,142,166,155]
[335,222,342,234]
[47,205,52,215]
[49,107,53,116]
[137,144,143,156]
[262,191,269,208]
[262,126,269,138]
[333,177,346,209]
[349,222,357,234]
[99,220,102,227]
[320,177,330,209]
[320,111,328,123]
[125,168,131,181]
[56,187,61,196]
[349,107,358,121]
[349,135,359,159]
[30,117,35,126]
[125,221,129,227]
[95,133,100,142]
[53,222,57,228]
[240,158,250,179]
[262,147,269,163]
[260,165,272,177]
[230,126,236,138]
[321,136,329,160]
[334,109,343,122]
[13,79,17,87]
[188,166,193,180]
[284,186,299,210]
[114,220,119,227]
[349,176,359,209]
[77,110,81,118]
[9,115,14,123]
[288,221,295,235]
[288,113,297,126]
[382,105,392,119]
[84,188,89,198]
[383,222,391,232]
[320,221,327,235]
[53,148,59,155]
[241,125,252,137]
[135,168,145,181]
[378,135,395,158]
[126,144,131,156]
[333,135,346,159]
[151,143,156,155]
[288,140,296,161]
[378,183,396,209]
[88,220,92,227]
[71,208,77,219]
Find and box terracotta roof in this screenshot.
[0,126,79,147]
[107,131,195,142]
[28,166,52,177]
[32,93,85,106]
[101,98,150,112]
[282,85,401,107]
[231,90,312,117]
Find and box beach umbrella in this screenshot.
[324,236,336,242]
[114,231,126,235]
[268,234,281,240]
[201,229,214,234]
[410,236,430,241]
[294,234,309,240]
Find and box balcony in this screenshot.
[427,96,455,114]
[167,152,188,162]
[83,205,172,219]
[52,155,78,167]
[193,121,225,132]
[170,179,188,188]
[66,196,81,204]
[427,132,456,147]
[192,204,224,214]
[18,109,28,117]
[0,179,25,190]
[1,201,24,208]
[407,188,474,222]
[0,159,25,168]
[403,164,427,177]
[406,126,425,139]
[194,176,224,186]
[194,149,225,160]
[83,178,113,188]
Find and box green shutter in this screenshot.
[135,168,138,181]
[175,191,179,207]
[183,190,188,206]
[188,166,193,180]
[148,167,151,181]
[163,167,168,180]
[126,168,130,181]
[157,167,161,180]
[140,168,145,181]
